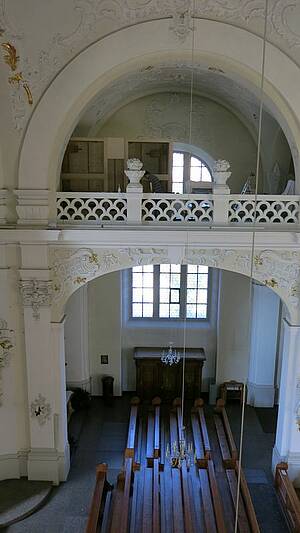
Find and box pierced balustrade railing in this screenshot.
[228,195,300,224]
[142,194,213,223]
[56,192,300,226]
[57,193,127,222]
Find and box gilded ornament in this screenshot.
[1,42,19,70]
[254,255,263,266]
[88,252,99,265]
[74,276,87,285]
[264,278,278,288]
[8,72,33,105]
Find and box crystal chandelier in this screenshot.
[161,342,180,365]
[166,431,194,470]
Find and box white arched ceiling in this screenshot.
[18,18,300,192]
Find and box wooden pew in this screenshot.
[190,399,226,532]
[153,458,160,533]
[194,399,211,460]
[214,401,260,532]
[125,397,140,459]
[109,457,133,533]
[215,399,238,463]
[86,463,111,533]
[153,397,161,459]
[275,462,300,532]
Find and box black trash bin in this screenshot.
[102,375,114,406]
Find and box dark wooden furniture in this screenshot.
[220,380,246,405]
[275,462,300,532]
[134,347,205,401]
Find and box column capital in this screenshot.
[14,189,51,226]
[19,279,53,319]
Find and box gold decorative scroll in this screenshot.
[8,72,33,105]
[1,40,33,106]
[1,42,19,70]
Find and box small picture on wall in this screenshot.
[101,354,108,365]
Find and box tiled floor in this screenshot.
[2,397,288,532]
[4,396,130,533]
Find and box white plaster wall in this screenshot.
[88,271,122,396]
[216,270,251,384]
[96,92,258,193]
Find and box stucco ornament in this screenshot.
[0,319,14,405]
[1,0,300,133]
[127,158,143,171]
[20,279,53,319]
[50,246,169,317]
[169,7,193,42]
[184,247,300,319]
[30,394,51,426]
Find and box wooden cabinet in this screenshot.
[134,347,205,401]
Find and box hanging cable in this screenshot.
[234,1,269,531]
[180,0,196,442]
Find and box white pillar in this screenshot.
[273,320,300,485]
[65,285,90,390]
[248,283,280,407]
[20,267,70,484]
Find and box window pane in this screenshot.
[143,288,153,302]
[171,273,180,288]
[159,304,169,317]
[132,288,142,302]
[133,266,143,272]
[190,166,201,182]
[170,304,180,318]
[197,289,208,304]
[143,265,154,272]
[191,156,201,167]
[171,289,179,302]
[187,289,197,303]
[186,304,196,318]
[143,304,153,317]
[160,264,170,272]
[197,265,208,273]
[187,265,198,273]
[187,274,197,288]
[172,167,184,180]
[171,264,181,273]
[173,152,184,165]
[143,273,153,287]
[132,303,142,317]
[197,305,207,318]
[198,275,208,289]
[202,168,212,182]
[132,273,143,287]
[172,183,183,194]
[160,273,170,288]
[160,288,169,303]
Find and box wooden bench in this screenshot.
[85,463,111,533]
[275,462,300,532]
[215,398,238,464]
[125,397,140,459]
[214,399,260,533]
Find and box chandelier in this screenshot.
[166,431,194,470]
[161,342,180,365]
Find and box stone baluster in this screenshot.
[212,159,231,225]
[125,158,145,224]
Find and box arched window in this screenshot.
[172,151,212,194]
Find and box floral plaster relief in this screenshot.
[49,245,300,323]
[1,0,300,132]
